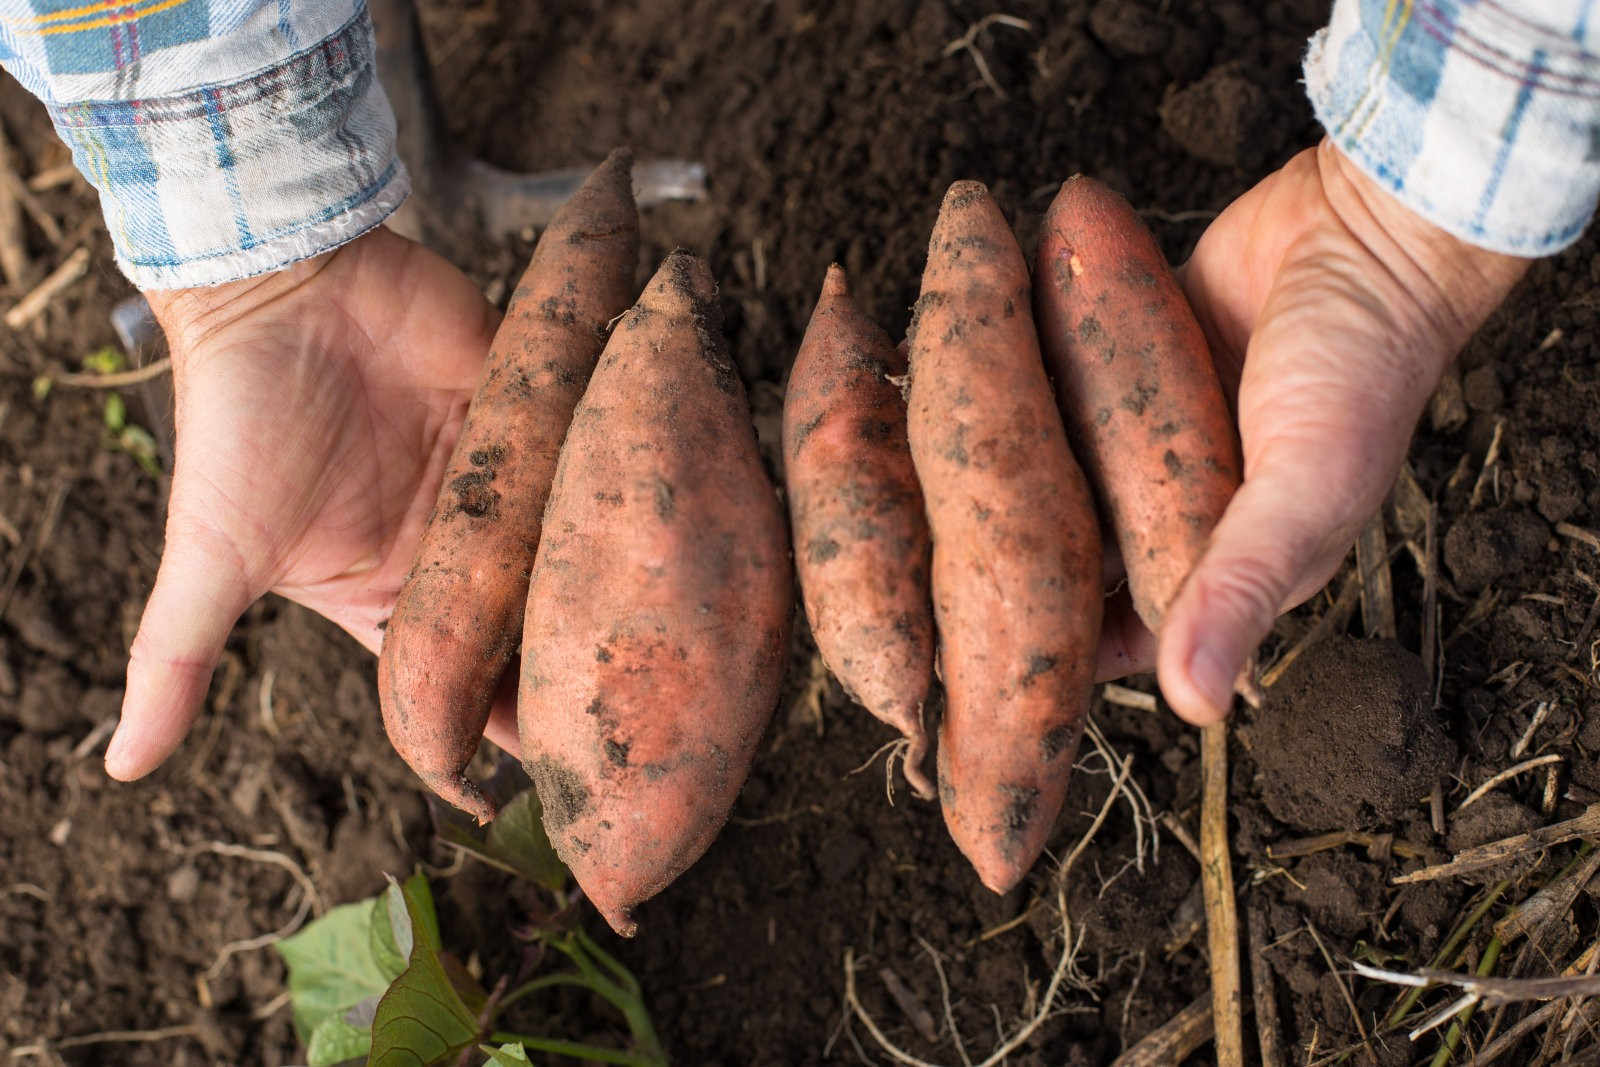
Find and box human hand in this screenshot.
[1151,138,1530,723]
[104,226,516,780]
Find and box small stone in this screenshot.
[167,865,200,903]
[1462,365,1504,412]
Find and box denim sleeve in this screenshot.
[1305,0,1600,257]
[0,0,407,289]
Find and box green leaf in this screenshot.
[370,874,488,1066]
[102,393,125,432]
[117,425,161,476]
[305,1014,371,1067]
[82,346,124,375]
[481,1043,531,1065]
[275,895,405,1043]
[486,791,568,892]
[30,375,51,401]
[436,788,567,893]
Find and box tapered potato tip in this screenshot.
[947,810,1050,896]
[541,146,637,240]
[820,261,849,300]
[654,248,717,304]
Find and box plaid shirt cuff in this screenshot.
[27,5,407,289]
[1306,0,1600,258]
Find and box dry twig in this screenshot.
[1457,755,1566,813]
[1307,921,1375,1062]
[49,357,171,389]
[1201,723,1245,1065]
[942,14,1032,99]
[1247,903,1285,1067]
[1394,806,1600,885]
[1357,513,1398,640]
[0,123,28,286]
[3,246,88,330]
[9,1025,200,1060]
[1470,418,1506,510]
[1109,993,1213,1065]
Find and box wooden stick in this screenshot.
[1102,682,1158,713]
[26,163,78,193]
[50,357,171,389]
[1470,418,1506,510]
[1247,903,1285,1067]
[3,247,88,330]
[1557,521,1600,554]
[0,123,28,286]
[1111,993,1214,1066]
[1423,502,1439,685]
[1357,513,1398,640]
[1394,805,1600,885]
[1457,755,1565,813]
[1201,723,1245,1066]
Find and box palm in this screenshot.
[1153,141,1528,722]
[108,228,500,779]
[166,229,497,651]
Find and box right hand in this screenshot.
[1153,139,1530,722]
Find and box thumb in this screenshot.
[1157,309,1430,725]
[1156,457,1361,725]
[106,516,257,780]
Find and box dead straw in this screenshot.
[1201,723,1245,1065]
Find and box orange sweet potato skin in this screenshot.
[378,149,639,823]
[907,182,1103,894]
[783,265,935,798]
[1034,175,1241,632]
[519,252,792,936]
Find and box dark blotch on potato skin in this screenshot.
[999,785,1040,836]
[604,738,631,767]
[1021,652,1059,686]
[1041,724,1073,761]
[529,755,590,831]
[449,471,500,519]
[808,537,841,564]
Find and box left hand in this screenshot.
[106,226,517,780]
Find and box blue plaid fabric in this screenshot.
[1307,0,1600,256]
[0,0,406,288]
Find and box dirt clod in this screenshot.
[1159,65,1270,169]
[1247,637,1455,833]
[1443,508,1549,592]
[1446,793,1544,885]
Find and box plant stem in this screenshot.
[488,1031,657,1067]
[498,973,605,1014]
[1427,935,1503,1067]
[1388,879,1510,1028]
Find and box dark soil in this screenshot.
[5,0,1600,1064]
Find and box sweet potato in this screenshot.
[783,265,936,799]
[1033,175,1241,634]
[378,149,639,823]
[519,252,792,936]
[907,182,1103,893]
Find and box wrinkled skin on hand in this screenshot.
[106,226,518,780]
[1153,139,1530,722]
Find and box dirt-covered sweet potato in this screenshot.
[783,265,935,798]
[378,149,639,823]
[1033,175,1242,634]
[906,182,1103,894]
[519,251,792,936]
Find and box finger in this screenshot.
[1156,440,1388,726]
[1095,586,1156,682]
[483,662,520,758]
[106,516,257,780]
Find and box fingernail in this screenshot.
[1187,642,1237,720]
[103,724,130,776]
